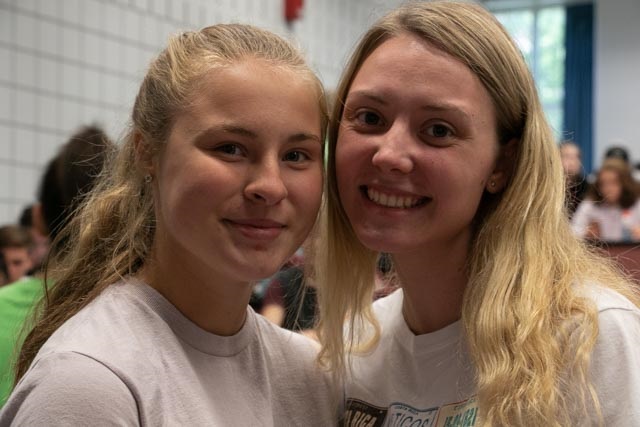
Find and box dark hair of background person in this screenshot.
[589,157,638,209]
[604,146,630,164]
[6,125,113,386]
[38,125,113,249]
[18,207,33,228]
[0,226,33,251]
[0,252,7,283]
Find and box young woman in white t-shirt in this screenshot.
[314,2,640,426]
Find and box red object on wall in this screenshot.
[285,0,304,23]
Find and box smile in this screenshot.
[363,186,428,209]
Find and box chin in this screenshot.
[354,229,407,254]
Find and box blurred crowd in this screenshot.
[562,141,640,243]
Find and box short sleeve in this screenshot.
[590,306,640,425]
[0,352,139,426]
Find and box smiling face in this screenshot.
[150,59,323,286]
[336,34,505,258]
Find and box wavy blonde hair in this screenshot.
[315,2,640,425]
[15,23,328,382]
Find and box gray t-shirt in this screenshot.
[0,279,335,426]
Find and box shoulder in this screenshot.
[586,285,639,313]
[592,288,640,352]
[575,199,597,212]
[254,310,319,355]
[583,286,640,424]
[582,285,640,339]
[586,286,640,367]
[0,278,43,334]
[0,277,43,302]
[1,352,138,425]
[252,312,331,397]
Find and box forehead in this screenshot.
[347,33,496,126]
[184,60,318,116]
[359,34,467,77]
[599,168,620,179]
[2,247,30,259]
[197,59,313,97]
[162,58,323,148]
[560,145,579,156]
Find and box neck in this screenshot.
[393,235,469,335]
[138,246,253,337]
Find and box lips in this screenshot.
[362,186,429,208]
[223,218,286,241]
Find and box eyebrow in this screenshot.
[346,90,388,106]
[194,124,322,144]
[346,90,471,120]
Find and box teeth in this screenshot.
[367,188,422,208]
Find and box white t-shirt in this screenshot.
[0,279,335,426]
[343,287,640,426]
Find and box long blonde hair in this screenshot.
[315,2,639,425]
[16,23,327,382]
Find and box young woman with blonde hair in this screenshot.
[315,2,640,426]
[1,24,333,425]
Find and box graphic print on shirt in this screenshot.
[342,397,477,427]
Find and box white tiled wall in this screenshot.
[0,0,403,224]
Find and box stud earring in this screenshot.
[490,180,496,188]
[144,174,153,184]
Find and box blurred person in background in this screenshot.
[0,125,112,407]
[572,157,640,242]
[17,206,49,274]
[559,140,589,217]
[0,254,7,287]
[0,226,33,287]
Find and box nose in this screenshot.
[371,122,414,175]
[244,158,288,205]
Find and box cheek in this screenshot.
[159,168,226,222]
[292,169,324,215]
[298,171,324,214]
[335,135,363,191]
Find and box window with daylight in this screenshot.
[494,7,566,139]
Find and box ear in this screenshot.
[31,203,49,236]
[133,131,155,179]
[486,138,518,194]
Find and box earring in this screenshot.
[490,180,496,188]
[144,174,153,184]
